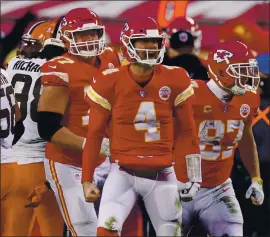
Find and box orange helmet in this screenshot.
[42,16,65,49]
[19,18,65,58]
[18,21,50,58]
[207,40,260,95]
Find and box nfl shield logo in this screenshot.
[159,86,171,100]
[240,104,250,118]
[140,91,146,98]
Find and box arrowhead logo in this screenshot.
[213,49,233,63]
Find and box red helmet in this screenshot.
[120,17,167,65]
[60,8,105,57]
[166,17,202,54]
[207,40,260,95]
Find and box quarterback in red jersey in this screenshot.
[82,17,202,236]
[37,8,120,236]
[177,40,264,236]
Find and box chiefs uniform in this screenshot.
[82,63,199,236]
[41,49,119,167]
[179,79,260,236]
[41,48,120,236]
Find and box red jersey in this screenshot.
[177,79,260,187]
[41,48,121,167]
[82,64,200,182]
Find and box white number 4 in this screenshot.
[134,102,160,142]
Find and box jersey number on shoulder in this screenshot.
[0,86,16,138]
[11,74,41,122]
[198,120,244,160]
[134,102,160,142]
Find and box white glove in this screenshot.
[178,181,200,202]
[100,138,110,156]
[245,178,264,206]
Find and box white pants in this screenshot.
[98,165,182,236]
[44,158,111,236]
[182,178,243,236]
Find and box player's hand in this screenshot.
[177,181,200,202]
[25,181,51,208]
[82,181,100,203]
[245,178,264,206]
[100,138,110,156]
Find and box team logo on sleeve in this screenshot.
[159,86,171,100]
[108,63,114,69]
[240,104,250,118]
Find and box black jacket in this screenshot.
[162,53,209,81]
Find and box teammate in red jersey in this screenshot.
[82,17,202,236]
[37,8,121,236]
[177,40,264,236]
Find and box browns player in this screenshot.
[0,68,23,235]
[37,8,121,236]
[177,40,264,236]
[5,19,65,236]
[81,17,202,236]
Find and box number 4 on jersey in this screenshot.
[134,102,160,142]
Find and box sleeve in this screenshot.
[248,93,260,122]
[82,72,114,182]
[172,67,195,107]
[84,71,115,111]
[40,60,70,88]
[82,106,110,182]
[173,99,201,181]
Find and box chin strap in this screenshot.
[185,154,202,183]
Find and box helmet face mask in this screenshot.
[226,60,260,94]
[60,8,106,58]
[18,21,49,58]
[207,41,260,96]
[63,26,105,57]
[122,35,166,65]
[18,37,43,58]
[120,18,167,66]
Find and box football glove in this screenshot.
[245,177,264,206]
[178,181,200,202]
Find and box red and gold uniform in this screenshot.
[178,79,259,187]
[41,48,120,167]
[82,64,199,181]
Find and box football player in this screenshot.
[5,19,65,236]
[0,68,23,235]
[81,17,202,236]
[177,40,264,236]
[37,8,121,236]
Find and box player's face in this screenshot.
[133,38,161,61]
[18,40,43,58]
[226,64,260,92]
[73,29,103,52]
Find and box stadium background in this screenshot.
[1,1,269,236]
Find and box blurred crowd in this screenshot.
[0,8,269,237]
